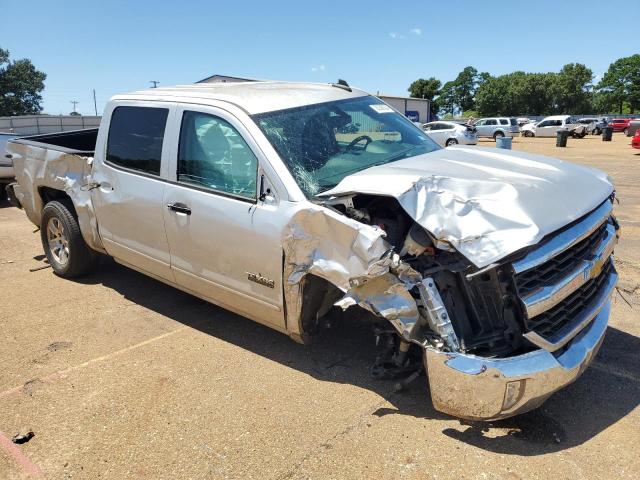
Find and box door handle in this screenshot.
[166,202,192,215]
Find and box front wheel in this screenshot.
[524,131,534,137]
[623,128,629,136]
[445,138,458,147]
[40,200,97,278]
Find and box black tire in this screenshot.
[594,128,601,135]
[445,138,458,147]
[524,131,534,137]
[40,200,96,278]
[493,131,505,140]
[623,128,629,136]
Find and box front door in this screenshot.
[162,106,287,329]
[92,103,175,281]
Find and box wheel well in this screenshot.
[38,187,76,216]
[298,274,343,341]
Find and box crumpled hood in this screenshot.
[319,145,614,268]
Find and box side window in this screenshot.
[178,111,258,200]
[106,106,169,175]
[423,124,432,131]
[499,119,509,125]
[538,120,549,127]
[475,120,485,126]
[486,119,497,126]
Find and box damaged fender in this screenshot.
[9,143,105,253]
[282,204,453,349]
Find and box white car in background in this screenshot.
[0,133,17,200]
[521,115,588,138]
[422,121,477,147]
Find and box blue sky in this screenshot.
[2,0,638,115]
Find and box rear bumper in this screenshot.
[424,279,614,421]
[459,136,478,145]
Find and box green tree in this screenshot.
[0,48,46,116]
[437,81,458,116]
[408,77,441,116]
[553,63,593,114]
[453,66,480,112]
[597,55,640,113]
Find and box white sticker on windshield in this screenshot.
[370,104,394,114]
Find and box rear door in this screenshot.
[92,103,176,281]
[536,119,555,137]
[161,105,287,329]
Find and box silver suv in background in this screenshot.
[474,117,519,139]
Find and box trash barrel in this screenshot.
[602,126,613,141]
[496,136,512,149]
[556,130,569,147]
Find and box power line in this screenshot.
[149,81,160,88]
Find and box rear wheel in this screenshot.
[445,138,458,147]
[493,131,505,140]
[40,200,97,278]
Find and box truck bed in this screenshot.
[11,128,98,154]
[8,127,104,253]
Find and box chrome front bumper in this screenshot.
[424,270,616,421]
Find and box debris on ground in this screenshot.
[12,429,35,444]
[47,341,73,352]
[29,261,51,272]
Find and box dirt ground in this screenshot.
[1,133,639,479]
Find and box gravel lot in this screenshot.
[1,133,638,479]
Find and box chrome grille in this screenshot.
[522,259,613,338]
[511,200,618,351]
[515,222,608,297]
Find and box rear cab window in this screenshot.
[106,106,169,175]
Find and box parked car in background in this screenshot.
[473,117,519,139]
[0,132,18,200]
[422,121,477,147]
[627,120,640,137]
[609,118,632,134]
[632,129,640,149]
[577,117,608,135]
[516,117,531,127]
[521,115,587,138]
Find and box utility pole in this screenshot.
[70,100,79,114]
[150,81,160,88]
[93,89,98,116]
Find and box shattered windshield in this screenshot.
[253,96,440,196]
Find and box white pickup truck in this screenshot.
[6,81,619,421]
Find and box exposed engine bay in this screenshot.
[305,194,531,382]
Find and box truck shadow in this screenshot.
[76,258,639,456]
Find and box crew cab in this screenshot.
[521,115,588,138]
[6,82,619,421]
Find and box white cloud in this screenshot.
[389,32,406,40]
[311,64,326,72]
[410,28,422,36]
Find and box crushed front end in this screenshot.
[287,191,618,421]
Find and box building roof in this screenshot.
[114,81,368,115]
